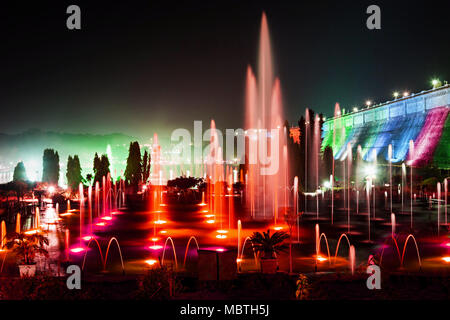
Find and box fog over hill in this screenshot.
[0,129,145,183]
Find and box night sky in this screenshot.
[1,0,449,139]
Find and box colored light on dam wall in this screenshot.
[321,86,450,168]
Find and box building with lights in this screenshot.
[321,84,450,168]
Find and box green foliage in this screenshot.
[142,150,151,184]
[42,149,60,184]
[13,161,27,181]
[5,232,49,265]
[124,141,142,187]
[93,152,110,183]
[296,274,310,300]
[66,155,83,191]
[167,176,203,189]
[250,229,289,259]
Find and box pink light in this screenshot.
[82,236,94,241]
[96,222,106,226]
[101,216,112,221]
[70,247,85,253]
[216,248,225,252]
[149,245,163,250]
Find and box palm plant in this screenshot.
[5,232,49,265]
[250,229,289,259]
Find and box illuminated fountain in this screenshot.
[437,182,441,236]
[304,108,310,214]
[183,236,200,268]
[15,213,21,233]
[346,142,352,232]
[151,132,163,186]
[445,178,448,225]
[391,213,396,238]
[366,178,371,242]
[0,220,5,249]
[161,237,178,270]
[79,183,84,246]
[81,236,125,274]
[388,144,393,213]
[313,114,321,220]
[379,234,422,269]
[408,140,414,228]
[244,12,288,221]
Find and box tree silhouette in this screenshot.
[124,141,142,188]
[93,153,110,183]
[142,150,151,184]
[66,155,83,191]
[42,149,60,185]
[13,162,27,182]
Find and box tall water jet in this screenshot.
[349,245,356,275]
[35,207,40,229]
[244,12,287,220]
[151,132,162,186]
[437,182,441,236]
[313,114,321,219]
[0,220,5,249]
[95,181,100,217]
[65,229,70,261]
[294,176,299,242]
[16,213,21,233]
[330,174,334,223]
[388,144,393,213]
[391,213,396,238]
[79,182,84,246]
[408,140,415,228]
[304,108,310,214]
[371,149,377,219]
[331,103,341,214]
[366,178,371,241]
[401,163,406,212]
[346,143,352,232]
[88,184,93,235]
[356,145,362,214]
[237,219,241,262]
[102,176,106,216]
[445,178,448,225]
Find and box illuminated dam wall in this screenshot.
[321,85,450,168]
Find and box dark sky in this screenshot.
[1,0,449,139]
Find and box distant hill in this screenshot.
[0,129,146,182]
